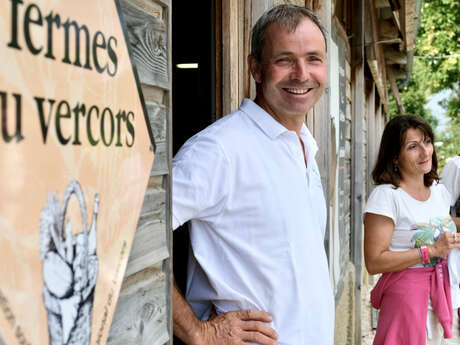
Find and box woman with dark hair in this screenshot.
[364,115,460,345]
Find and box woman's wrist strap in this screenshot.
[420,246,430,264]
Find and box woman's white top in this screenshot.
[364,183,460,308]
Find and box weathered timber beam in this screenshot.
[378,19,400,40]
[384,48,407,64]
[386,66,406,80]
[367,0,387,106]
[375,0,391,8]
[387,66,406,114]
[333,16,351,59]
[367,59,388,113]
[403,0,417,51]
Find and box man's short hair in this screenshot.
[250,4,327,62]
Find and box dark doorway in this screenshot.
[171,1,216,344]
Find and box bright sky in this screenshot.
[425,89,451,134]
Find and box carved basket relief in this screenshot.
[40,181,99,345]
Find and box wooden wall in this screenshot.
[102,1,391,345]
[107,1,171,345]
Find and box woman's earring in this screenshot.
[394,165,398,172]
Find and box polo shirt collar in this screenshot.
[240,98,288,139]
[240,98,318,156]
[299,123,319,157]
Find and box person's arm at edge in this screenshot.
[364,213,460,275]
[453,216,460,232]
[364,213,421,274]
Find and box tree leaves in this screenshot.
[389,0,459,166]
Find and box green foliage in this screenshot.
[390,61,439,128]
[416,0,459,93]
[440,86,460,119]
[389,62,439,128]
[437,117,460,168]
[437,86,460,168]
[390,0,459,169]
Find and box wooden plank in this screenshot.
[352,63,365,345]
[384,48,407,64]
[146,102,167,142]
[108,266,169,345]
[153,0,169,6]
[116,1,172,345]
[351,0,364,342]
[346,61,351,82]
[403,0,416,51]
[128,0,163,17]
[313,0,331,258]
[142,85,165,104]
[367,0,387,108]
[139,187,166,221]
[333,16,351,60]
[147,175,163,189]
[222,0,240,114]
[387,67,405,114]
[125,221,169,277]
[165,0,173,339]
[378,19,400,40]
[375,0,390,8]
[367,59,386,112]
[120,0,169,89]
[238,0,245,103]
[366,84,375,195]
[392,10,401,34]
[150,141,168,176]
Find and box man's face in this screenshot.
[250,18,327,119]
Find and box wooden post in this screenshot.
[367,83,376,196]
[387,67,406,114]
[310,0,331,258]
[351,0,364,343]
[222,0,240,114]
[109,1,172,344]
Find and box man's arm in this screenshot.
[173,281,203,343]
[173,281,279,345]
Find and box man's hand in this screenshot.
[195,309,278,345]
[173,281,278,345]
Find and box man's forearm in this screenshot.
[173,281,203,344]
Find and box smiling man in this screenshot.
[172,5,334,345]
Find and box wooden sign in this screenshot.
[0,1,154,345]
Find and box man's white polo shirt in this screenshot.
[173,99,334,345]
[441,156,460,207]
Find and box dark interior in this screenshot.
[171,1,216,343]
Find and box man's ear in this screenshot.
[248,55,262,84]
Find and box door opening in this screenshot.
[171,1,216,343]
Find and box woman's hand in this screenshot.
[428,231,460,258]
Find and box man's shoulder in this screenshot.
[175,108,253,159]
[448,156,460,169]
[203,109,247,136]
[194,107,258,146]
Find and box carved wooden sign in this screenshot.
[0,1,154,345]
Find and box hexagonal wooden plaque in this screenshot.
[0,1,155,344]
